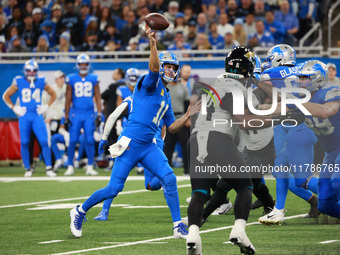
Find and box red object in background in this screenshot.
[0,120,21,160]
[0,120,40,160]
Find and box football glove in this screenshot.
[13,105,27,116]
[37,104,49,115]
[98,139,109,155]
[58,128,70,147]
[95,114,103,128]
[64,118,72,131]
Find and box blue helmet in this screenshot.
[76,53,91,75]
[23,59,39,79]
[266,44,296,68]
[254,55,262,74]
[297,60,328,92]
[125,68,140,87]
[159,51,180,83]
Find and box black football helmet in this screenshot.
[225,47,256,78]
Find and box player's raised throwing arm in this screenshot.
[146,25,159,73]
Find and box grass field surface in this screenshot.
[0,166,339,255]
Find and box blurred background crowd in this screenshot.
[0,0,335,59]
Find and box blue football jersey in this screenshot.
[117,85,133,100]
[66,73,99,112]
[305,83,340,152]
[260,65,300,88]
[13,76,46,113]
[122,71,176,144]
[124,95,164,144]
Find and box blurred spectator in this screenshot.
[84,17,99,36]
[0,4,8,25]
[79,31,104,58]
[136,4,150,25]
[24,0,34,16]
[98,7,113,32]
[104,39,120,55]
[243,13,256,38]
[124,37,140,57]
[297,0,315,39]
[40,20,57,48]
[164,1,179,25]
[174,12,186,35]
[121,10,138,46]
[217,13,234,37]
[327,63,340,86]
[99,21,121,49]
[263,0,280,11]
[180,64,194,95]
[275,0,299,46]
[8,35,29,59]
[54,31,75,56]
[179,0,202,15]
[80,2,92,35]
[233,18,247,46]
[183,4,195,23]
[192,33,212,57]
[32,7,43,27]
[110,0,123,19]
[3,0,18,20]
[0,15,7,36]
[32,34,52,60]
[223,30,240,51]
[217,0,227,14]
[238,0,254,17]
[73,0,83,15]
[207,4,219,26]
[150,0,168,14]
[247,19,274,48]
[167,31,191,57]
[264,10,286,44]
[254,0,268,21]
[6,25,26,50]
[208,21,224,50]
[21,14,39,50]
[196,12,209,34]
[0,34,7,53]
[99,0,112,8]
[185,19,197,48]
[226,0,239,24]
[50,3,62,30]
[56,0,83,47]
[90,0,101,17]
[8,5,23,30]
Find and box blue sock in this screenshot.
[82,186,119,212]
[276,177,289,210]
[102,198,113,211]
[162,173,181,222]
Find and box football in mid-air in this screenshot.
[144,13,170,31]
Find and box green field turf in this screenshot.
[0,166,339,255]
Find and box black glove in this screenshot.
[272,109,306,126]
[64,117,72,131]
[95,114,102,127]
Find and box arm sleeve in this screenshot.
[102,101,128,140]
[324,88,340,103]
[140,71,160,93]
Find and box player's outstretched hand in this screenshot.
[188,100,202,117]
[98,139,109,155]
[272,109,305,126]
[37,104,49,115]
[146,25,156,46]
[13,105,27,116]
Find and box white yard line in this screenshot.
[39,240,64,244]
[50,214,306,255]
[0,176,193,183]
[0,184,191,209]
[318,240,340,244]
